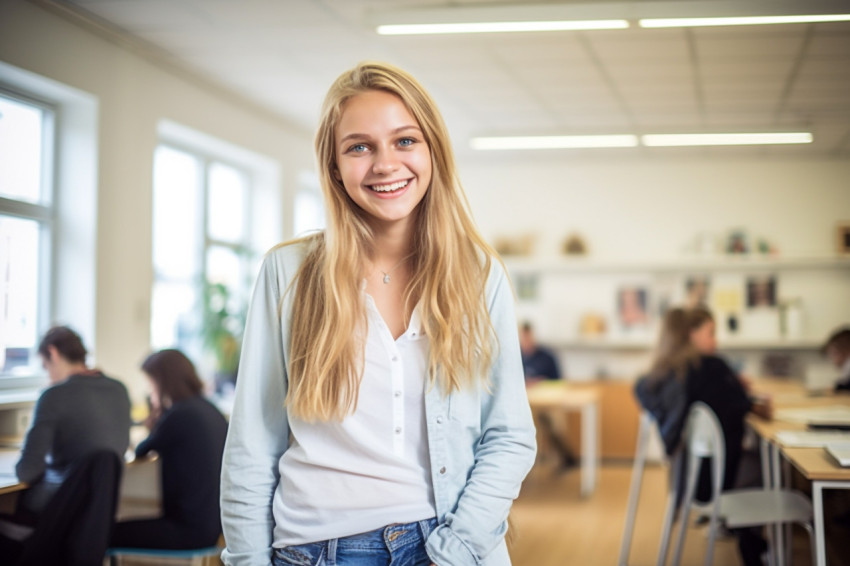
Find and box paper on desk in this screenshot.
[776,430,850,447]
[774,406,850,425]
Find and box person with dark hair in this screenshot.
[822,326,850,392]
[15,325,131,520]
[111,349,228,550]
[519,322,561,381]
[634,307,772,566]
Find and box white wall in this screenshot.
[0,1,314,401]
[459,154,850,379]
[462,156,850,261]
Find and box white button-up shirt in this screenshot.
[273,292,435,545]
[221,240,536,566]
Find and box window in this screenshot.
[150,144,255,385]
[0,91,54,378]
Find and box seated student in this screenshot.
[519,322,561,380]
[822,326,850,392]
[14,325,131,521]
[111,349,228,550]
[634,307,771,566]
[520,322,577,468]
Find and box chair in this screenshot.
[0,450,123,566]
[669,402,816,566]
[107,546,222,566]
[618,410,653,566]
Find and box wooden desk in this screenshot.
[526,381,600,497]
[746,382,850,566]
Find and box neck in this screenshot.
[52,362,90,384]
[370,224,415,267]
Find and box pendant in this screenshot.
[383,273,391,284]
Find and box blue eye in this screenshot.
[398,138,415,147]
[348,143,368,153]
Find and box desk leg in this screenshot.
[772,443,785,566]
[580,402,598,497]
[814,481,826,566]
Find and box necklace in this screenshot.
[377,254,413,284]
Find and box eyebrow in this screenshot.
[338,125,422,146]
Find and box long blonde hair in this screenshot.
[286,61,499,421]
[649,307,714,381]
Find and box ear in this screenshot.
[332,168,342,182]
[46,344,59,362]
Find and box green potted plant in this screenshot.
[202,282,244,393]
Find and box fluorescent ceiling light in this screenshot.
[377,20,628,35]
[471,135,639,150]
[641,132,813,146]
[640,14,850,28]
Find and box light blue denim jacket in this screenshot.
[220,241,537,566]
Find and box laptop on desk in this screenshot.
[804,361,839,396]
[826,443,850,467]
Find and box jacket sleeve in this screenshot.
[15,391,58,484]
[220,253,291,566]
[425,263,537,565]
[634,375,687,456]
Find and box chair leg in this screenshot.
[671,453,700,566]
[619,413,651,566]
[657,453,683,566]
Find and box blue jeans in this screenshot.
[272,518,437,566]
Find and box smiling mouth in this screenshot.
[369,179,410,193]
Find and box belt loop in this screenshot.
[327,537,338,565]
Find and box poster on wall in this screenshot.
[685,275,711,308]
[617,286,649,329]
[746,276,778,308]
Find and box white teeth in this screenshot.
[370,180,409,192]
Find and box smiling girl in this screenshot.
[220,62,536,566]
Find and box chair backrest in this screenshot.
[683,401,724,461]
[18,450,123,566]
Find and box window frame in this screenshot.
[0,87,57,386]
[150,140,255,367]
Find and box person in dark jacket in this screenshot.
[15,326,130,521]
[634,307,772,566]
[111,349,228,549]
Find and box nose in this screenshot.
[371,147,400,175]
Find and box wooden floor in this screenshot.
[508,461,808,566]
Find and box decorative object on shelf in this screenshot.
[686,231,719,256]
[562,232,588,255]
[725,228,750,254]
[617,286,649,329]
[684,276,710,308]
[579,313,607,337]
[755,236,778,255]
[838,222,850,256]
[713,286,743,335]
[778,297,804,338]
[493,233,535,256]
[746,275,777,308]
[726,313,739,334]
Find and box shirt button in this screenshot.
[392,355,398,362]
[394,391,402,398]
[439,466,446,474]
[436,417,443,424]
[395,427,402,434]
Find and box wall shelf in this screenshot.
[553,337,823,352]
[504,254,850,275]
